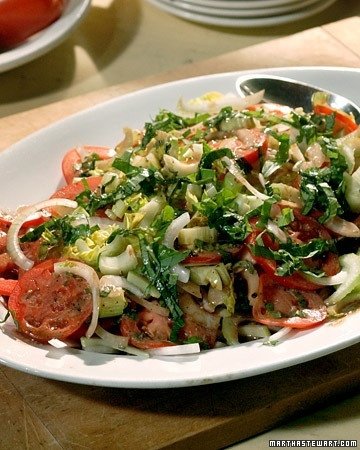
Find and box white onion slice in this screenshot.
[241,268,260,306]
[147,343,200,356]
[125,292,169,317]
[7,199,78,271]
[178,90,264,114]
[304,270,348,286]
[72,216,123,231]
[100,276,169,317]
[177,281,202,299]
[162,213,191,283]
[77,146,115,160]
[172,264,190,283]
[264,327,293,346]
[266,221,287,243]
[163,212,191,248]
[223,157,270,201]
[95,325,149,358]
[324,216,360,237]
[54,260,100,338]
[95,324,129,349]
[100,274,144,298]
[0,296,8,322]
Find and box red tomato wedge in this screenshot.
[182,251,222,266]
[212,129,268,166]
[0,0,68,50]
[0,211,49,231]
[246,211,339,291]
[62,146,111,184]
[313,104,358,135]
[245,229,322,292]
[253,274,327,329]
[120,314,174,349]
[0,278,17,296]
[247,102,293,116]
[0,253,16,277]
[50,176,102,201]
[8,259,93,342]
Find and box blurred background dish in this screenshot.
[170,0,321,8]
[145,0,338,27]
[0,0,91,73]
[158,0,322,18]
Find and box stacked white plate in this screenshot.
[146,0,337,28]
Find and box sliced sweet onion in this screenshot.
[7,199,78,271]
[126,292,169,317]
[163,154,200,176]
[100,274,144,298]
[0,295,8,322]
[163,212,191,248]
[72,216,123,230]
[223,157,270,201]
[241,268,260,306]
[266,221,287,243]
[304,270,348,286]
[178,90,264,114]
[177,280,202,299]
[94,325,149,357]
[54,260,100,338]
[324,216,360,237]
[100,275,170,316]
[172,264,190,283]
[95,324,129,349]
[264,327,293,346]
[147,343,200,356]
[162,212,192,283]
[77,146,115,160]
[116,127,135,155]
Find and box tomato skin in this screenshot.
[0,278,17,296]
[182,251,222,266]
[120,314,174,349]
[0,0,68,50]
[62,146,111,184]
[0,253,16,277]
[8,259,93,342]
[0,211,49,231]
[50,176,102,201]
[212,129,268,167]
[253,274,327,329]
[313,104,358,135]
[246,211,339,291]
[247,103,293,116]
[245,226,322,292]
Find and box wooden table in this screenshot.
[1,16,360,450]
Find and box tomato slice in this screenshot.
[0,253,16,277]
[0,211,49,231]
[247,103,293,116]
[0,278,17,297]
[182,251,222,266]
[62,146,111,184]
[290,210,332,242]
[246,227,321,291]
[120,314,174,349]
[313,104,358,135]
[246,211,338,291]
[253,274,327,329]
[8,259,93,342]
[212,129,268,166]
[50,176,102,201]
[0,0,68,50]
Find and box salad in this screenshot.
[0,88,360,357]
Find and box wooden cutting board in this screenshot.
[1,16,360,450]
